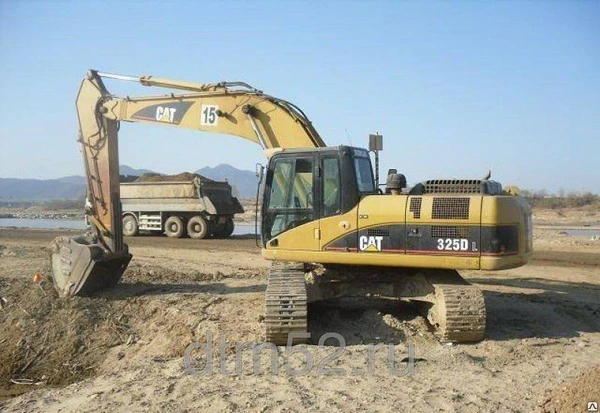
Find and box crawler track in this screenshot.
[425,279,486,343]
[264,263,308,345]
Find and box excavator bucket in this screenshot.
[50,235,132,298]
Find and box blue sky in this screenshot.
[1,1,598,193]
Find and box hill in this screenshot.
[0,164,256,200]
[195,164,258,198]
[0,177,86,201]
[119,165,155,177]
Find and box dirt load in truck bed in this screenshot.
[134,172,215,183]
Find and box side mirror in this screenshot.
[256,163,264,182]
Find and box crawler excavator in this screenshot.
[50,70,532,344]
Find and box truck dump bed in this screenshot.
[120,178,243,215]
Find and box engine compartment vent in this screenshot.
[410,197,422,219]
[432,197,470,220]
[368,229,390,237]
[415,179,503,195]
[431,225,470,239]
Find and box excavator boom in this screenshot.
[51,69,325,297]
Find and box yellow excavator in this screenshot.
[50,70,532,344]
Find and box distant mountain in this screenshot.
[0,164,257,201]
[55,175,86,184]
[119,165,155,177]
[0,165,151,201]
[195,164,258,198]
[0,177,87,201]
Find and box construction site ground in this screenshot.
[0,207,599,412]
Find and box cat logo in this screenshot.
[131,102,192,125]
[155,106,177,123]
[359,235,383,252]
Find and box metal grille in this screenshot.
[423,179,503,195]
[425,180,482,194]
[432,197,470,220]
[431,225,470,239]
[368,229,390,237]
[410,197,422,219]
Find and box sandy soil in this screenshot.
[0,212,599,412]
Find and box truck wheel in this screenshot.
[122,215,139,236]
[213,218,235,238]
[164,216,185,238]
[221,218,235,238]
[187,216,209,239]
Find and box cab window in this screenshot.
[265,157,314,238]
[322,157,341,217]
[354,156,375,193]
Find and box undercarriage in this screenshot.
[264,263,486,344]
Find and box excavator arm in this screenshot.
[51,69,325,297]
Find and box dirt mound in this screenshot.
[0,274,131,399]
[0,276,189,400]
[309,306,436,347]
[135,172,213,183]
[540,364,600,412]
[0,247,265,400]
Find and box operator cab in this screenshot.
[261,146,376,244]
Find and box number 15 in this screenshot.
[201,105,219,126]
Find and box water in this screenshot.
[0,218,257,235]
[563,228,600,237]
[0,218,87,230]
[233,223,258,236]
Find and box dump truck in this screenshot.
[119,175,244,239]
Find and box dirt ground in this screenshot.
[0,208,599,412]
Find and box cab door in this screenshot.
[262,155,320,251]
[318,154,358,252]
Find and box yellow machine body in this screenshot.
[258,146,531,271]
[50,69,530,345]
[263,193,532,271]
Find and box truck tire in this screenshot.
[122,215,139,237]
[164,216,185,238]
[221,218,235,238]
[187,215,209,239]
[213,217,235,238]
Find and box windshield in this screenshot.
[264,157,315,239]
[354,157,375,193]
